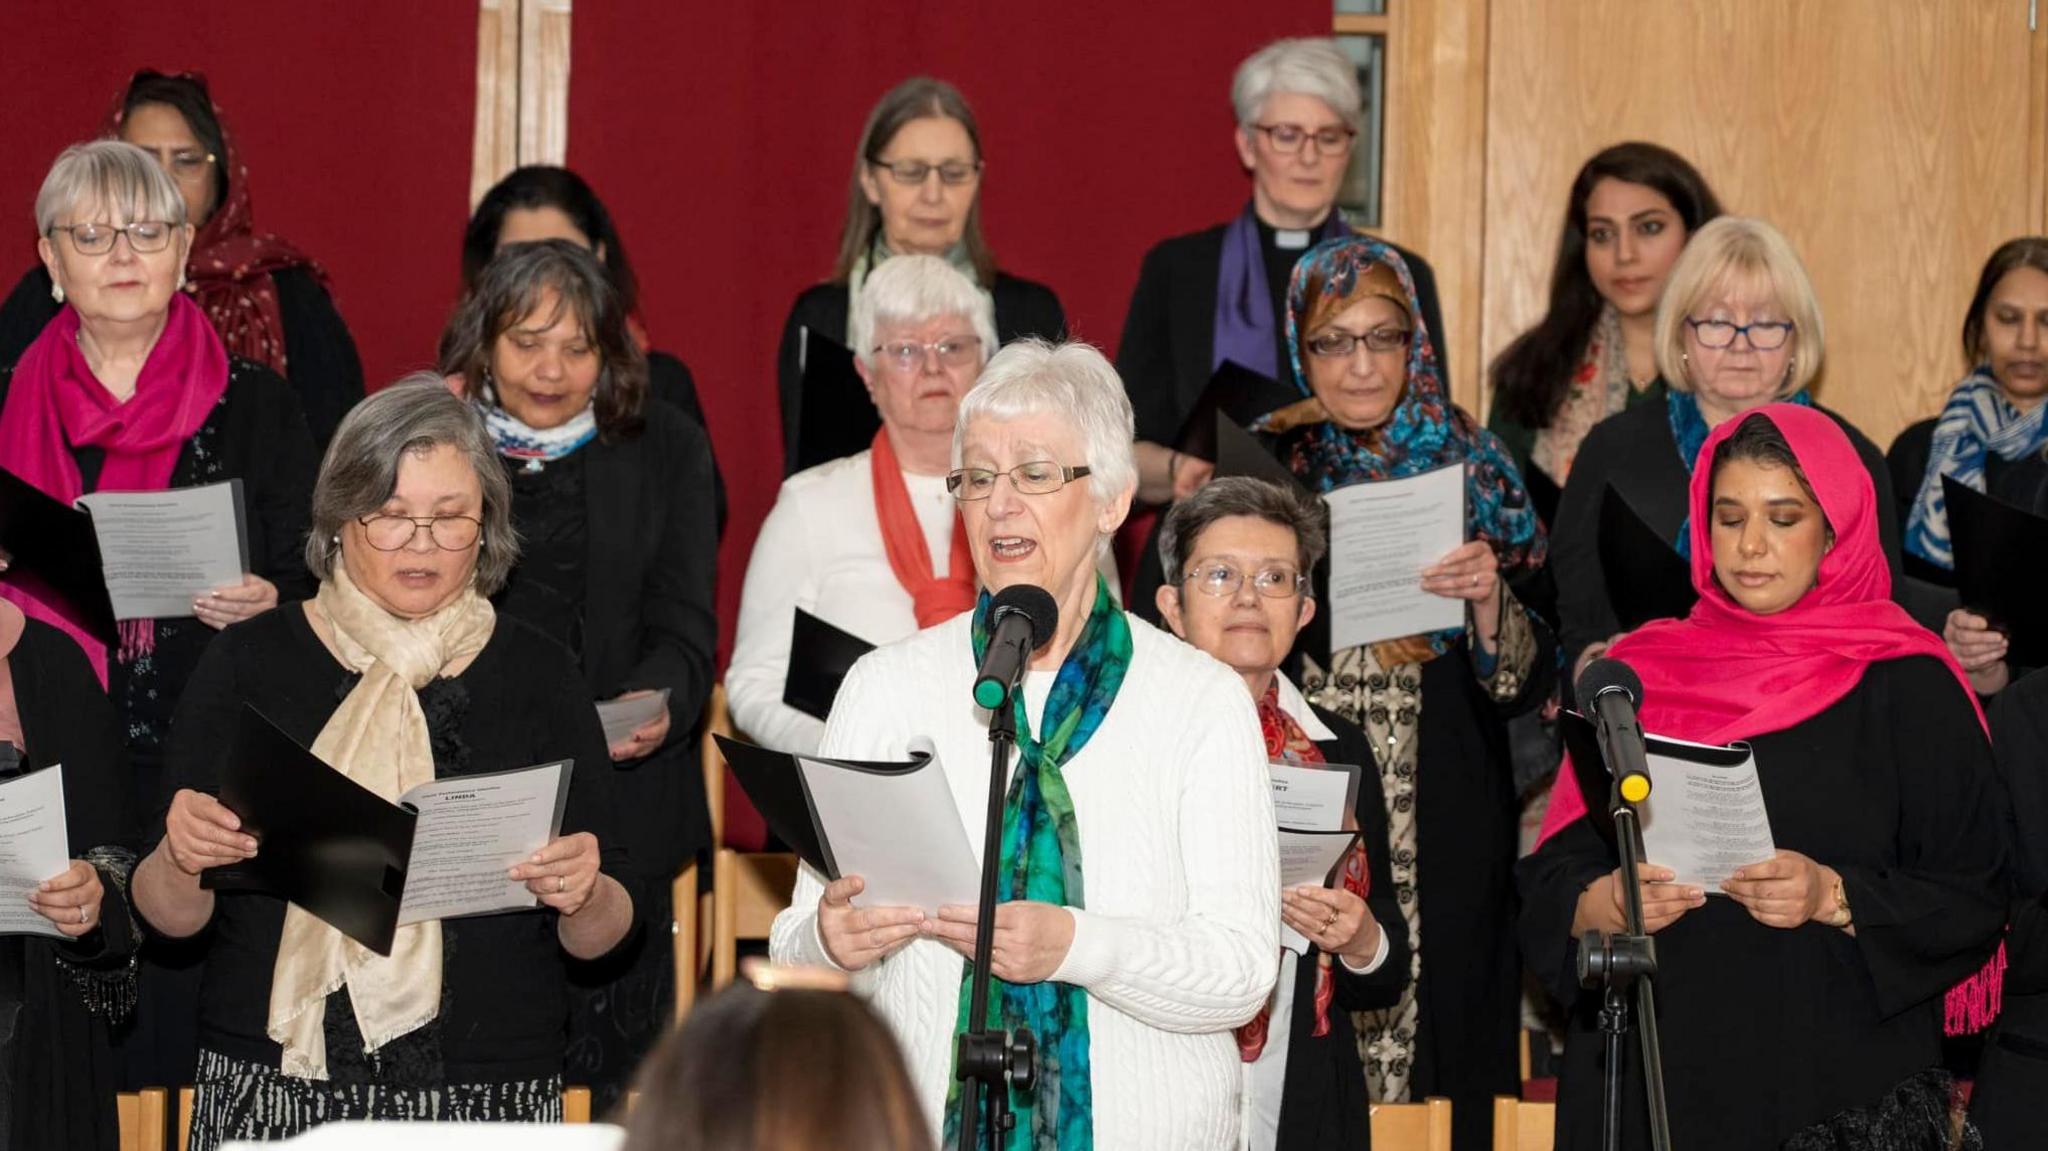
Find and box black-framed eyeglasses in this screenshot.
[867,157,983,187]
[47,221,175,256]
[1252,122,1357,155]
[1306,327,1412,358]
[873,336,982,370]
[132,145,217,184]
[1183,562,1309,600]
[946,462,1091,501]
[356,513,484,551]
[1685,317,1794,351]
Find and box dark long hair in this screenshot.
[831,77,996,286]
[462,165,640,315]
[119,71,228,212]
[620,984,933,1151]
[1489,142,1723,428]
[436,239,647,439]
[1960,236,2048,366]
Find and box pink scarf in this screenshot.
[1536,403,2000,1033]
[0,294,229,681]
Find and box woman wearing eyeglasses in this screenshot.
[776,77,1065,475]
[1116,37,1447,509]
[1549,216,1902,682]
[0,71,363,450]
[0,139,319,1089]
[437,240,717,1107]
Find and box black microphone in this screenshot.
[1577,658,1654,805]
[972,585,1058,711]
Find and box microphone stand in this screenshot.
[1576,770,1674,1151]
[955,696,1037,1149]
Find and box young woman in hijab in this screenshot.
[0,71,363,448]
[1271,234,1554,1151]
[1520,404,2007,1151]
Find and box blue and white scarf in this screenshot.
[1905,367,2048,570]
[477,384,597,471]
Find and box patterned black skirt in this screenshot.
[187,1048,562,1150]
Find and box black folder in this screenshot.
[1172,362,1301,464]
[204,706,416,956]
[0,465,118,645]
[1598,483,1697,629]
[793,329,880,473]
[783,608,876,721]
[1213,414,1315,499]
[1945,475,2048,669]
[715,735,834,877]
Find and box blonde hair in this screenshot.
[1654,216,1824,397]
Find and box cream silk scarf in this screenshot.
[266,564,496,1079]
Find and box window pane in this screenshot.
[1335,0,1388,12]
[1335,33,1385,229]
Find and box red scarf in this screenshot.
[1535,403,2000,1032]
[0,295,229,682]
[110,71,330,376]
[870,429,976,628]
[1238,681,1372,1062]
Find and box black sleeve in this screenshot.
[1003,278,1067,344]
[645,351,726,538]
[1327,720,1410,1010]
[147,624,249,859]
[1552,429,1622,673]
[1990,668,2048,897]
[1515,816,1614,1007]
[1114,242,1184,446]
[1848,422,1905,584]
[246,367,320,601]
[27,622,138,962]
[622,414,720,741]
[776,293,810,473]
[0,264,58,371]
[1838,657,2008,1018]
[273,267,365,452]
[545,646,632,882]
[1886,418,1936,534]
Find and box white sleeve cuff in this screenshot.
[1338,918,1391,975]
[1048,906,1120,987]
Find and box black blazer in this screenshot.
[1972,667,2048,1145]
[0,264,363,451]
[1114,222,1449,446]
[1271,699,1411,1150]
[644,351,727,538]
[1550,388,1903,671]
[775,271,1066,474]
[574,399,720,875]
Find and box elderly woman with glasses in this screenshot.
[771,340,1279,1149]
[732,255,998,755]
[1153,476,1409,1151]
[776,76,1065,474]
[131,378,633,1149]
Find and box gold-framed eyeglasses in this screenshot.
[1306,327,1412,358]
[356,514,483,551]
[875,336,982,370]
[1184,562,1309,599]
[1684,318,1794,351]
[946,461,1091,501]
[48,221,175,256]
[867,157,983,186]
[1252,122,1357,155]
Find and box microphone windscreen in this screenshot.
[990,584,1059,647]
[1576,657,1644,707]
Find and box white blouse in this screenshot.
[769,612,1280,1149]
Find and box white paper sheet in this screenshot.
[596,689,672,746]
[1324,464,1467,651]
[0,765,70,938]
[1276,828,1359,954]
[1637,736,1775,890]
[76,480,245,620]
[396,760,571,925]
[796,744,980,914]
[1268,762,1361,833]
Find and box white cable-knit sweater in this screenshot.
[770,611,1280,1149]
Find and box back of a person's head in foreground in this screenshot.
[622,980,932,1151]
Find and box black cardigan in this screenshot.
[0,264,363,451]
[775,271,1066,474]
[1550,389,1903,671]
[1970,667,2048,1145]
[1270,700,1411,1150]
[645,352,727,538]
[3,619,138,1151]
[1114,221,1449,446]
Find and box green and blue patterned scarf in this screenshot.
[945,576,1131,1150]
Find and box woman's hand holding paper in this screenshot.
[817,874,926,971]
[163,787,259,876]
[28,860,104,938]
[510,830,603,916]
[925,900,1074,983]
[192,572,278,631]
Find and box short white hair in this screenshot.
[35,140,186,234]
[1230,38,1362,132]
[849,255,998,370]
[954,339,1137,509]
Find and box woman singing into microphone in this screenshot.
[770,340,1280,1150]
[1517,405,2007,1150]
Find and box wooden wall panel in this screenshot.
[1478,0,2043,446]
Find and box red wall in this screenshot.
[2,1,1328,658]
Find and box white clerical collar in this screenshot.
[1273,673,1337,741]
[1274,228,1313,251]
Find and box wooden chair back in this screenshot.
[1370,1096,1455,1151]
[1491,1095,1557,1151]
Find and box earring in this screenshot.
[50,283,63,304]
[331,534,341,545]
